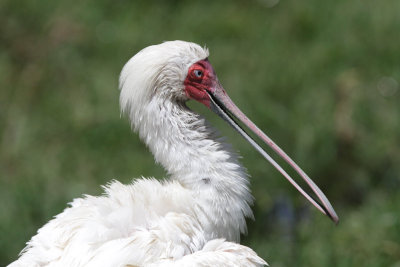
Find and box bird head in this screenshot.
[119,40,339,224]
[119,41,209,113]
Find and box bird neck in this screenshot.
[133,97,254,240]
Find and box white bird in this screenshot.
[9,41,338,267]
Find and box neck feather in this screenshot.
[131,96,254,241]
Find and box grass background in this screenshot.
[1,0,400,266]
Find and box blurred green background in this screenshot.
[1,0,400,266]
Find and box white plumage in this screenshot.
[10,40,338,266]
[9,41,266,266]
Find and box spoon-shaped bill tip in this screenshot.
[207,84,339,224]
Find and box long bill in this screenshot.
[207,83,339,224]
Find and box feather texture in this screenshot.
[9,41,266,266]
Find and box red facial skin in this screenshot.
[184,59,217,107]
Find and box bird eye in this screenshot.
[193,69,203,78]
